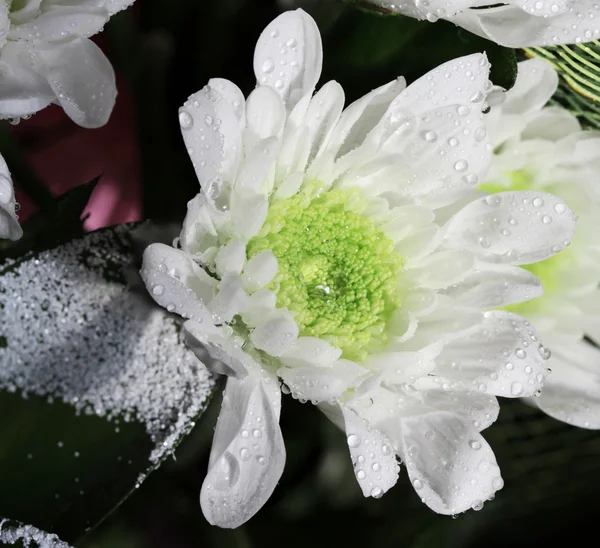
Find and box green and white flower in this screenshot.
[482,57,600,428]
[372,1,600,47]
[141,9,576,528]
[0,153,21,240]
[0,0,135,127]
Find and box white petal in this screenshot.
[536,341,600,429]
[9,3,108,41]
[140,243,217,325]
[366,351,435,384]
[230,190,268,242]
[33,37,116,128]
[250,310,299,357]
[253,9,322,110]
[0,42,55,119]
[241,289,278,328]
[434,311,548,398]
[302,80,345,167]
[278,360,365,403]
[449,3,600,48]
[413,380,500,431]
[373,53,490,143]
[379,104,492,206]
[444,191,577,265]
[179,194,221,258]
[408,250,474,290]
[241,251,278,292]
[398,411,503,515]
[200,373,285,528]
[215,240,246,277]
[245,86,286,149]
[208,77,246,125]
[280,337,342,368]
[235,137,279,196]
[0,156,23,241]
[180,81,243,199]
[341,405,399,498]
[500,58,558,117]
[439,263,543,309]
[522,106,581,142]
[209,274,250,324]
[184,320,248,379]
[322,78,406,163]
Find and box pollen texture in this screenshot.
[247,184,403,362]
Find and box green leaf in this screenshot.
[0,223,216,543]
[321,8,517,103]
[0,178,100,260]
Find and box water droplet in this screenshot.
[454,159,468,172]
[356,469,366,480]
[485,195,501,207]
[262,58,275,74]
[471,500,484,511]
[457,105,470,117]
[511,382,524,396]
[448,137,459,147]
[554,203,566,214]
[252,429,262,438]
[372,462,381,472]
[179,111,193,129]
[347,434,360,448]
[538,345,551,360]
[532,197,544,207]
[541,215,552,224]
[381,445,391,456]
[515,348,526,359]
[152,285,164,296]
[370,486,384,498]
[469,440,482,450]
[204,114,214,126]
[492,477,504,490]
[422,130,437,142]
[240,448,251,461]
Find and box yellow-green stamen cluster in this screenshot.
[480,170,575,316]
[247,184,403,362]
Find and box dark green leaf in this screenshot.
[0,223,216,543]
[0,178,100,261]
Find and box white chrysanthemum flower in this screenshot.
[0,0,135,127]
[372,1,600,47]
[141,9,577,528]
[0,152,22,240]
[482,57,600,429]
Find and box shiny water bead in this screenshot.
[247,183,403,362]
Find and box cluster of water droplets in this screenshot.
[0,519,71,548]
[0,226,215,468]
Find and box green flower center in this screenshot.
[480,170,574,316]
[247,183,403,362]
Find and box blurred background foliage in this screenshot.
[2,0,600,547]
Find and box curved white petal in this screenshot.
[245,86,286,149]
[398,411,503,515]
[184,320,248,379]
[341,405,399,498]
[498,58,558,118]
[180,82,243,202]
[229,189,268,242]
[280,337,342,368]
[0,155,22,241]
[439,263,543,309]
[215,240,246,278]
[253,8,322,110]
[9,3,108,41]
[408,250,474,290]
[444,191,577,265]
[179,194,222,258]
[32,37,116,128]
[235,137,279,195]
[413,380,500,431]
[209,273,250,324]
[278,360,365,403]
[241,289,277,328]
[140,243,217,325]
[449,3,600,48]
[521,106,581,142]
[250,310,299,356]
[102,0,136,16]
[200,373,285,528]
[241,251,278,292]
[0,1,9,49]
[536,341,600,429]
[434,311,549,398]
[374,54,490,140]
